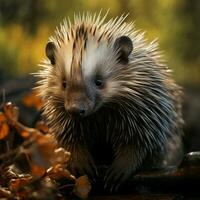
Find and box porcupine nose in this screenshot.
[66,104,86,117]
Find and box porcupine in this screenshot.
[35,13,184,192]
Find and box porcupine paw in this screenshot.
[103,159,134,193]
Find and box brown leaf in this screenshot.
[20,130,31,138]
[52,148,71,165]
[0,112,7,122]
[23,90,42,110]
[36,134,57,163]
[35,121,49,134]
[15,123,41,139]
[0,112,9,139]
[47,164,75,181]
[9,176,32,191]
[0,187,12,198]
[3,102,19,124]
[4,167,19,180]
[27,134,58,172]
[31,165,46,177]
[73,176,92,199]
[0,101,78,198]
[0,122,9,140]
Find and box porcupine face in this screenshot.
[42,15,133,118]
[36,13,183,153]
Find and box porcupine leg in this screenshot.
[68,145,98,181]
[152,135,184,168]
[104,145,144,192]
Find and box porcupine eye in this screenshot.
[94,75,104,88]
[62,80,67,89]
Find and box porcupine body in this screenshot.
[35,13,184,191]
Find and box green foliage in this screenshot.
[0,0,48,33]
[0,34,19,77]
[0,0,199,86]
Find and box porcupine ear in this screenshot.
[114,36,133,64]
[45,41,56,65]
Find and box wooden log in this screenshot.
[124,152,200,194]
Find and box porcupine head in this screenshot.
[35,12,184,192]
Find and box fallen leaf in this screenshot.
[26,134,57,171]
[0,112,9,139]
[35,121,49,133]
[23,90,42,110]
[0,101,78,199]
[0,187,12,198]
[47,164,75,181]
[0,112,7,122]
[3,102,19,124]
[20,131,31,138]
[9,176,32,191]
[73,176,92,199]
[0,122,9,140]
[31,165,46,177]
[52,148,71,165]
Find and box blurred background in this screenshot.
[0,0,200,151]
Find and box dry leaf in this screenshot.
[35,134,57,165]
[23,90,42,110]
[52,148,71,165]
[0,122,9,140]
[35,121,49,133]
[0,187,12,198]
[73,175,92,199]
[27,134,58,172]
[0,112,7,122]
[20,130,31,138]
[4,102,19,123]
[0,101,79,199]
[9,176,32,191]
[47,164,75,181]
[0,112,9,139]
[31,165,46,177]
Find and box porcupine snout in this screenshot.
[65,101,86,117]
[64,89,93,117]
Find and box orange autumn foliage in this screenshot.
[0,112,9,140]
[0,101,91,199]
[23,90,42,110]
